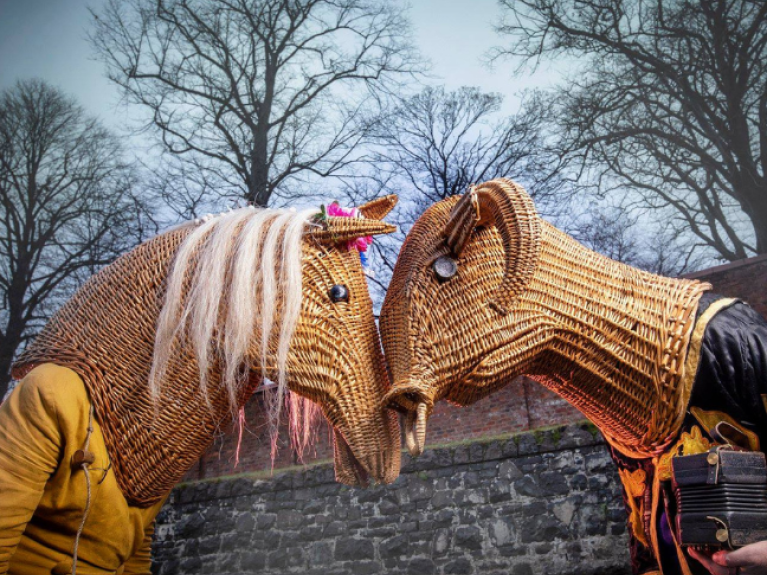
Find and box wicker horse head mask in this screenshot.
[14,196,401,506]
[381,179,708,458]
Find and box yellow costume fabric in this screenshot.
[0,364,165,575]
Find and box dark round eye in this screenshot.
[329,284,349,303]
[432,256,458,282]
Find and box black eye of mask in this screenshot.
[329,284,350,303]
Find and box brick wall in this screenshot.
[191,380,585,480]
[193,254,767,481]
[684,253,767,318]
[426,377,585,444]
[188,393,336,480]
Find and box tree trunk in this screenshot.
[753,223,767,255]
[1,268,30,400]
[0,343,15,401]
[248,123,271,207]
[0,325,23,401]
[749,193,767,255]
[738,180,767,255]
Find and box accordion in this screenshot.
[672,448,767,547]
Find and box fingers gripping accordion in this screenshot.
[672,448,767,548]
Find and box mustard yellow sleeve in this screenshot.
[0,369,63,573]
[120,520,155,575]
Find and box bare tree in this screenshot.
[0,79,152,398]
[368,87,566,213]
[569,203,706,275]
[494,0,767,261]
[342,86,571,301]
[90,0,421,209]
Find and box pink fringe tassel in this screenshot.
[234,406,246,467]
[266,389,323,470]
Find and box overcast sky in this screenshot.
[0,2,732,274]
[0,0,562,130]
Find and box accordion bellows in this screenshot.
[673,449,767,547]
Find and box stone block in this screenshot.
[334,538,375,561]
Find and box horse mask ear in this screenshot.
[443,179,541,315]
[312,195,398,245]
[358,195,398,220]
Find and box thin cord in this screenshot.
[71,404,94,575]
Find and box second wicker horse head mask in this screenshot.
[381,179,709,459]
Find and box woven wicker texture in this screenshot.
[381,179,710,459]
[13,198,401,506]
[358,195,399,221]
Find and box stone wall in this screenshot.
[154,422,631,575]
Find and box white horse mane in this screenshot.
[149,206,319,440]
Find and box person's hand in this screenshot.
[689,541,767,575]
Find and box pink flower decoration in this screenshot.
[352,236,373,253]
[327,203,357,218]
[327,203,373,253]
